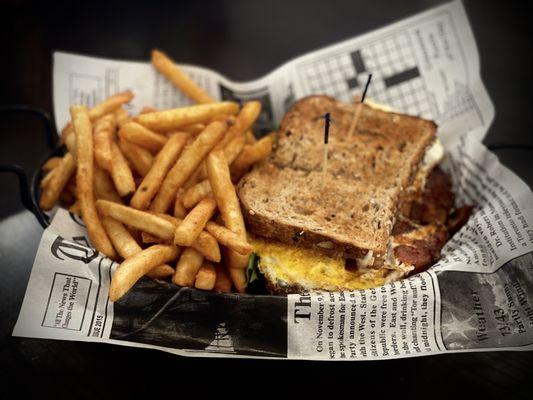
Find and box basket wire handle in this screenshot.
[0,164,47,226]
[0,105,58,226]
[0,105,57,150]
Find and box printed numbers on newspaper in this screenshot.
[92,315,103,337]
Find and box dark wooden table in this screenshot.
[1,0,531,397]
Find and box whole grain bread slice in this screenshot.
[237,95,436,260]
[239,163,397,258]
[272,95,436,189]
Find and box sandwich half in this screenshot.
[237,95,463,294]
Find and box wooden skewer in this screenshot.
[322,144,328,186]
[348,74,373,137]
[347,103,364,137]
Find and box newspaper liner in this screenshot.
[13,0,533,359]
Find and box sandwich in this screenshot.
[237,95,471,294]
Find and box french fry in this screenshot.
[193,229,221,262]
[206,150,248,275]
[94,166,123,204]
[96,199,175,240]
[115,106,130,127]
[183,179,212,209]
[150,121,227,213]
[213,264,232,293]
[174,193,187,218]
[68,201,81,216]
[228,266,247,294]
[205,221,253,255]
[62,91,134,147]
[209,114,235,124]
[101,216,174,279]
[141,230,220,263]
[194,261,216,290]
[39,153,76,210]
[141,231,163,244]
[183,132,247,207]
[245,129,257,144]
[151,212,180,226]
[214,101,261,151]
[147,265,175,279]
[151,49,215,104]
[118,138,154,177]
[109,244,179,301]
[119,122,168,153]
[71,106,116,259]
[93,114,116,171]
[130,132,189,210]
[223,133,247,164]
[195,130,246,182]
[174,197,217,246]
[102,216,141,257]
[231,135,273,181]
[88,91,134,121]
[140,106,157,114]
[110,142,136,197]
[220,233,247,293]
[40,168,57,189]
[180,123,205,135]
[135,102,238,131]
[150,213,220,262]
[42,157,62,172]
[183,164,205,189]
[64,130,77,158]
[172,247,204,287]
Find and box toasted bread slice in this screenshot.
[272,95,436,189]
[238,95,437,261]
[240,163,398,259]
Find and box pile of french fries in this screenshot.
[39,50,273,301]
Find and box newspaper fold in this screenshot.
[14,0,533,359]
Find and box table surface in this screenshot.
[1,0,531,396]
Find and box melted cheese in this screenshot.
[365,98,395,113]
[422,138,444,170]
[409,138,445,194]
[251,237,387,291]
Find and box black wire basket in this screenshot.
[5,105,532,354]
[0,105,61,228]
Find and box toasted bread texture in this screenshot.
[238,95,437,260]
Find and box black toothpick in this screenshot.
[322,112,331,187]
[361,73,373,103]
[323,112,331,144]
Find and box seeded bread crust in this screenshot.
[238,95,437,260]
